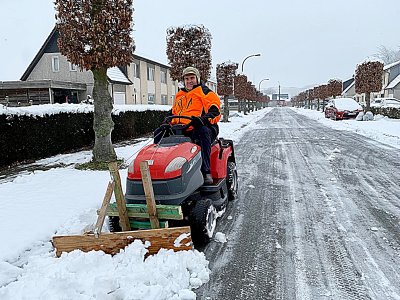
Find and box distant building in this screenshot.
[271,93,289,100]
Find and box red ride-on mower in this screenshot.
[109,116,238,245]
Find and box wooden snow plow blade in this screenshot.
[52,161,193,257]
[52,226,192,257]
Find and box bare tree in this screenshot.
[355,61,384,111]
[166,25,212,82]
[373,45,400,65]
[263,87,276,96]
[55,0,134,164]
[216,61,238,122]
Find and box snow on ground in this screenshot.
[1,106,399,299]
[0,108,270,299]
[292,107,400,149]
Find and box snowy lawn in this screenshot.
[1,106,399,299]
[0,107,270,299]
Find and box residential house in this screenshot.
[0,27,179,106]
[125,56,177,105]
[341,77,355,98]
[382,60,400,99]
[205,78,217,93]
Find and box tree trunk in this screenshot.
[92,68,117,163]
[365,92,371,111]
[238,99,242,113]
[222,95,230,122]
[317,99,320,111]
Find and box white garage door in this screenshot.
[113,92,126,105]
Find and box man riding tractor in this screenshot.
[154,66,221,185]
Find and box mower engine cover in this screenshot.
[128,142,201,180]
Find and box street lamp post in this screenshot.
[258,78,269,92]
[240,53,261,114]
[241,53,261,73]
[258,78,269,109]
[278,81,281,106]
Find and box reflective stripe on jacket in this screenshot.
[171,84,221,125]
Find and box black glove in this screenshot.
[191,116,206,129]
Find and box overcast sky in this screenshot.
[1,0,399,90]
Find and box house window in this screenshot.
[147,65,155,81]
[148,93,155,104]
[69,62,77,71]
[161,94,168,105]
[132,63,140,78]
[160,69,167,84]
[52,56,60,72]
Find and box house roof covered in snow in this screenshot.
[342,78,355,94]
[107,67,132,85]
[383,60,400,71]
[386,74,400,89]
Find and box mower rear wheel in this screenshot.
[108,216,122,232]
[190,199,216,245]
[227,161,238,201]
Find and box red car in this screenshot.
[324,98,363,120]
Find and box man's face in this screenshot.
[183,74,198,91]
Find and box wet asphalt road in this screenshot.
[196,108,400,300]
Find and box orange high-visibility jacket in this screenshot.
[171,84,221,125]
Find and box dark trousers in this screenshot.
[153,125,217,174]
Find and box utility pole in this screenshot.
[278,82,281,106]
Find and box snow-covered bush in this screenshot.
[362,111,374,121]
[356,111,364,121]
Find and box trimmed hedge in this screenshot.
[0,110,168,168]
[370,107,400,119]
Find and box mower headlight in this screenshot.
[165,157,187,173]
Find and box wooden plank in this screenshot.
[140,161,160,229]
[108,162,131,231]
[52,226,193,257]
[94,181,114,237]
[105,203,183,220]
[130,220,168,230]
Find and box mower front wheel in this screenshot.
[190,199,216,245]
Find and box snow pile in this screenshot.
[0,241,210,300]
[328,147,341,161]
[214,232,227,243]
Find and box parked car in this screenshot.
[324,98,363,120]
[371,98,400,108]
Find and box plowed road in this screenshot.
[197,108,400,300]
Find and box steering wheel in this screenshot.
[163,115,194,135]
